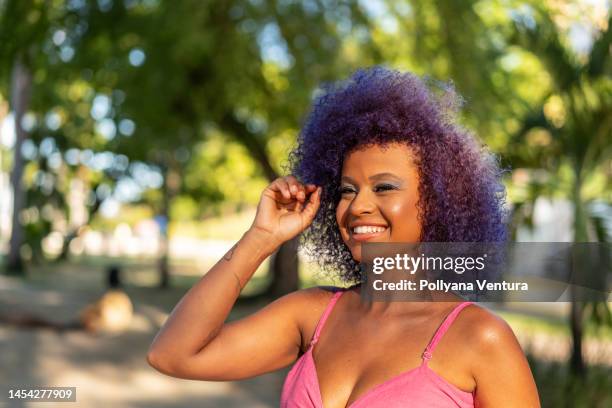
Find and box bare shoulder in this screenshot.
[455,303,531,378]
[462,304,520,350]
[454,303,521,352]
[275,286,338,311]
[456,304,540,406]
[273,286,342,350]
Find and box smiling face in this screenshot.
[335,143,422,262]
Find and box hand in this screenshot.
[249,176,322,250]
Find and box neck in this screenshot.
[356,267,464,314]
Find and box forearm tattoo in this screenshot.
[223,243,238,262]
[222,242,243,293]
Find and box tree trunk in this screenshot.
[57,178,103,262]
[157,164,180,289]
[267,236,300,298]
[157,169,170,289]
[219,113,300,298]
[569,292,585,375]
[6,56,32,275]
[57,230,78,262]
[570,173,586,376]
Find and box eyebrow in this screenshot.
[341,173,404,183]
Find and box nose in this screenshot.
[348,189,377,216]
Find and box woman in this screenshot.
[147,67,540,407]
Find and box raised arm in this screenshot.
[146,176,322,380]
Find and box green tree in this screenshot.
[507,5,611,375]
[0,0,46,273]
[0,0,130,272]
[70,0,381,293]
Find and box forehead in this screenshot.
[341,143,418,178]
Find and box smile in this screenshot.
[350,225,388,241]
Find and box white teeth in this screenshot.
[352,226,387,234]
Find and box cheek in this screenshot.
[386,197,422,240]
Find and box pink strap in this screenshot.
[422,301,473,361]
[310,290,344,345]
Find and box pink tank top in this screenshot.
[281,289,475,407]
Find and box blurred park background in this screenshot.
[0,0,610,407]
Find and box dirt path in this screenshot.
[0,273,287,408]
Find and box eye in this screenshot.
[374,183,397,193]
[339,186,356,195]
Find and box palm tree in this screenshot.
[508,7,611,375]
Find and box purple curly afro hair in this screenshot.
[290,66,507,282]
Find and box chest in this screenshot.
[311,315,474,408]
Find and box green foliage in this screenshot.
[0,2,610,400]
[505,3,611,237]
[529,355,612,408]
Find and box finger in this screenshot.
[296,184,306,202]
[289,179,312,202]
[304,184,317,192]
[302,186,322,220]
[272,178,291,200]
[295,200,303,212]
[285,175,299,184]
[285,176,301,197]
[302,184,318,202]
